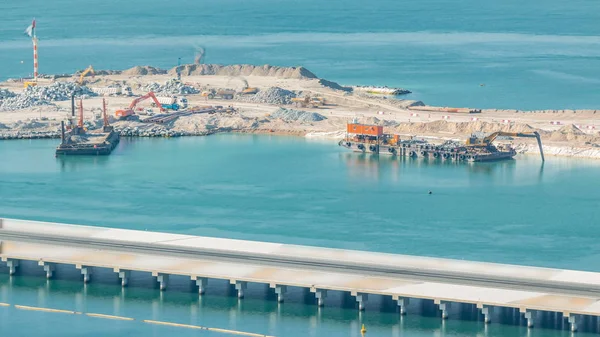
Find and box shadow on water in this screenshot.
[340,152,527,179]
[2,270,599,336]
[56,155,111,172]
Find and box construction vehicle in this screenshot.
[91,85,133,96]
[310,96,326,106]
[154,96,188,111]
[115,92,165,120]
[78,65,95,85]
[201,89,234,100]
[240,78,258,95]
[23,81,37,89]
[465,131,544,161]
[291,96,326,108]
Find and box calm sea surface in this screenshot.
[1,0,600,109]
[0,136,599,336]
[1,0,600,334]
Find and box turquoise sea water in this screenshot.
[2,0,600,334]
[1,0,600,110]
[1,136,600,336]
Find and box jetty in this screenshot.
[1,218,599,332]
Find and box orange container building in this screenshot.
[346,123,384,137]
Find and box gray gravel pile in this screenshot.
[237,87,296,105]
[0,95,53,111]
[0,89,16,101]
[14,120,45,129]
[115,125,185,137]
[0,82,97,111]
[270,108,327,123]
[142,80,199,95]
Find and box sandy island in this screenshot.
[1,64,599,159]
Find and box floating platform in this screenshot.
[339,139,517,162]
[56,98,120,156]
[339,123,543,163]
[56,126,120,156]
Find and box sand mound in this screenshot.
[546,124,594,142]
[392,120,538,135]
[556,124,586,135]
[122,66,167,76]
[169,64,318,79]
[318,79,351,92]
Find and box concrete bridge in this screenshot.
[1,218,600,332]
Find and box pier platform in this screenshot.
[1,218,599,331]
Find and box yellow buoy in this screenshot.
[360,324,367,335]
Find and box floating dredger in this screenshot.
[338,122,544,162]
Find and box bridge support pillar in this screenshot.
[352,292,368,311]
[567,314,578,332]
[39,261,55,279]
[153,272,168,291]
[310,288,327,307]
[477,304,492,324]
[393,296,409,315]
[5,259,19,276]
[434,300,450,319]
[192,277,207,295]
[521,309,534,328]
[114,269,130,287]
[76,265,92,283]
[231,280,246,299]
[270,284,287,303]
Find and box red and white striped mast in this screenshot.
[31,18,38,81]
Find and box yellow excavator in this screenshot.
[239,78,258,95]
[78,65,95,85]
[466,131,545,161]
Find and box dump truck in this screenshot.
[155,96,188,110]
[201,89,234,100]
[291,96,326,108]
[91,86,133,96]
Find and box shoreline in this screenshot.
[3,126,600,160]
[1,64,599,160]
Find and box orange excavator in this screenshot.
[115,92,165,120]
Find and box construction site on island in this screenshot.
[1,20,600,158]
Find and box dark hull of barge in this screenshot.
[339,140,517,162]
[55,130,120,156]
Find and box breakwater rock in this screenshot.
[0,82,97,111]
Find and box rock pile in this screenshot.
[115,125,185,137]
[0,82,97,111]
[143,80,199,95]
[270,108,326,123]
[0,89,16,101]
[237,87,297,105]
